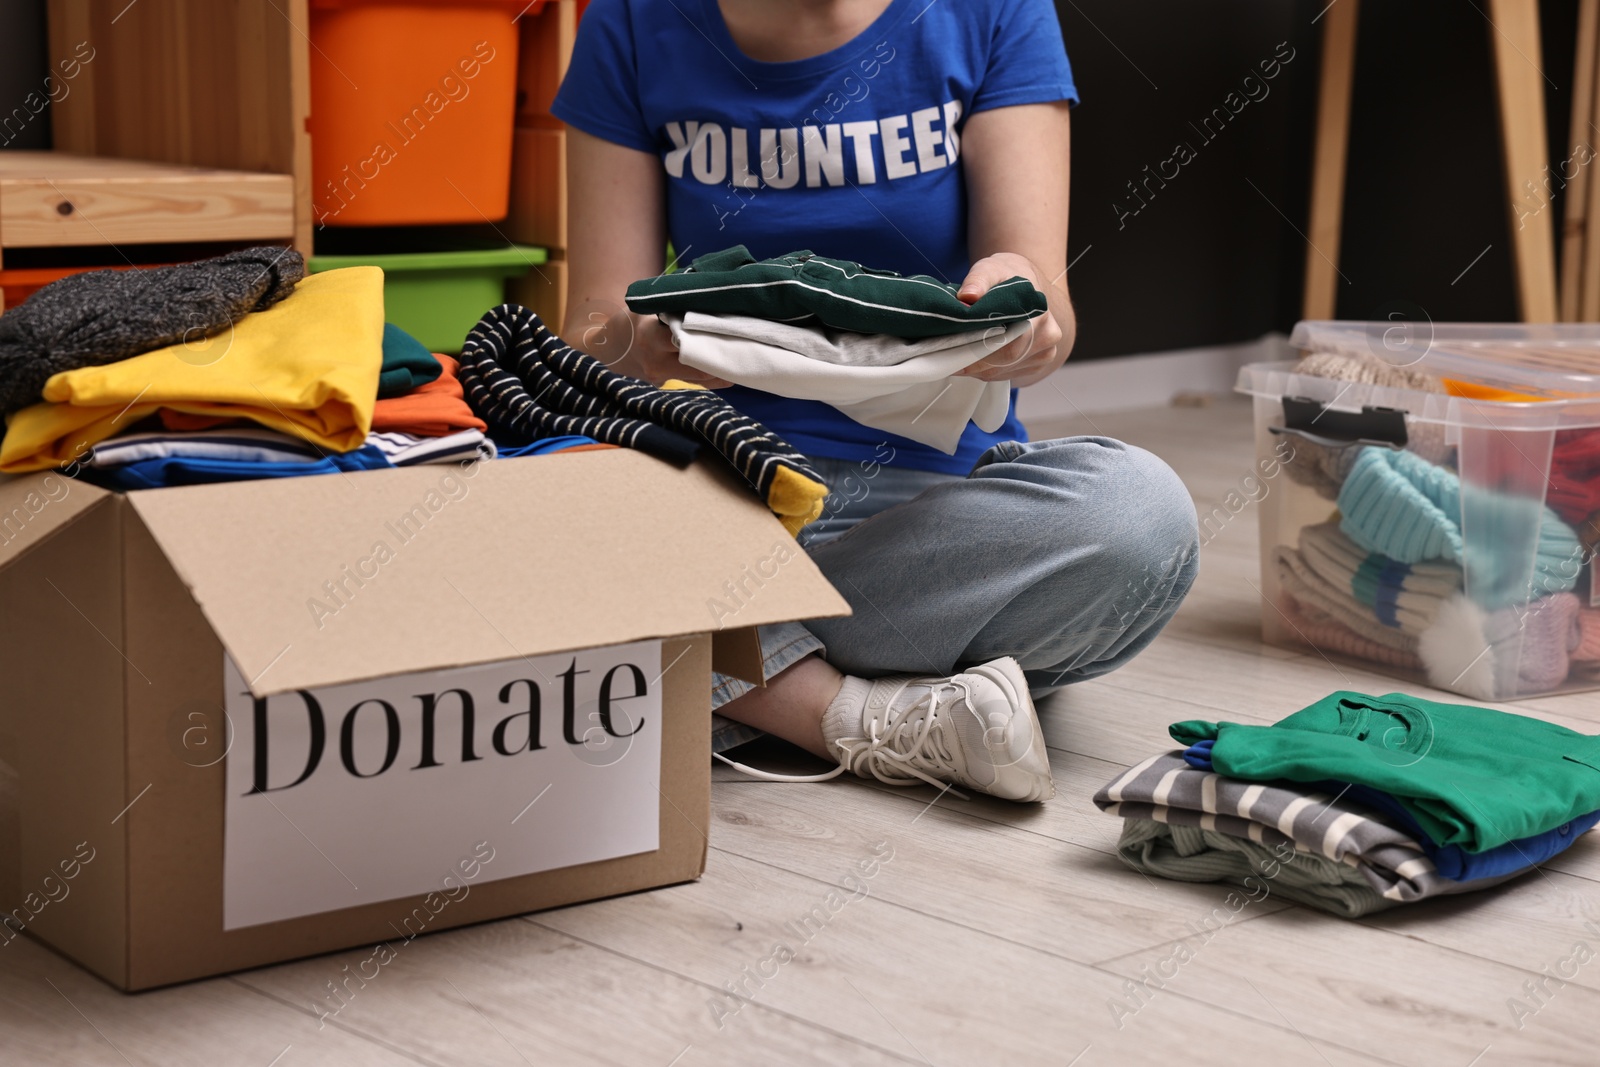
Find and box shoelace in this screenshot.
[712,678,970,798]
[836,678,966,791]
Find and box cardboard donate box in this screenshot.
[0,449,848,990]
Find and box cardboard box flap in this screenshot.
[126,449,850,695]
[0,472,112,574]
[712,626,767,686]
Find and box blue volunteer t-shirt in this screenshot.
[552,0,1077,474]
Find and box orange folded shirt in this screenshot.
[159,353,487,436]
[370,353,487,436]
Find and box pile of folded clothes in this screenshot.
[622,245,1049,454]
[1093,690,1600,917]
[1275,349,1598,698]
[0,249,829,532]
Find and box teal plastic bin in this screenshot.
[309,245,547,353]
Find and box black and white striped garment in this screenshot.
[456,304,825,506]
[367,429,495,467]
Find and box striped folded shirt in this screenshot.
[1093,751,1523,909]
[366,429,495,466]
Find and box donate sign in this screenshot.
[223,640,662,929]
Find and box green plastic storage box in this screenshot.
[309,246,547,353]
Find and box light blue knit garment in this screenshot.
[1336,448,1581,609]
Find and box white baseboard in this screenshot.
[1017,332,1295,420]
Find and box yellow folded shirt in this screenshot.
[0,267,384,473]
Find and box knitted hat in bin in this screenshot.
[1279,592,1425,671]
[1297,521,1460,634]
[1281,350,1451,499]
[1575,608,1600,665]
[1272,546,1420,655]
[1418,592,1580,699]
[1338,447,1583,608]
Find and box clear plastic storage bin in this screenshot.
[1237,321,1600,700]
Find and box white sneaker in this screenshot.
[823,657,1054,802]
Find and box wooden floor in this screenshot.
[7,399,1600,1066]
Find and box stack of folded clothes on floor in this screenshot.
[1093,690,1600,917]
[622,245,1049,454]
[0,250,827,530]
[1271,347,1600,697]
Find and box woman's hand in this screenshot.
[953,252,1066,388]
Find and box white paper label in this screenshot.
[223,640,662,930]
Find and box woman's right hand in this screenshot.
[574,306,731,389]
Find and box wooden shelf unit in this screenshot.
[0,151,295,251]
[0,2,310,310]
[508,0,576,329]
[11,0,575,324]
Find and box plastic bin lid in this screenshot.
[1289,320,1600,398]
[308,245,547,273]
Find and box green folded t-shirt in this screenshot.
[1170,691,1600,853]
[624,245,1048,339]
[378,322,442,399]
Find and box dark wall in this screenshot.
[1059,0,1581,359]
[0,0,53,151]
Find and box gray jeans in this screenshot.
[710,436,1200,752]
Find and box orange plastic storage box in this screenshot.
[0,263,168,313]
[309,0,532,226]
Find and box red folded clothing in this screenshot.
[160,411,239,432]
[370,353,486,436]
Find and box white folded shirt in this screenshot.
[85,427,323,467]
[664,312,1032,454]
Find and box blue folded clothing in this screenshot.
[1181,738,1599,881]
[1333,782,1600,881]
[84,433,607,490]
[83,445,393,490]
[496,435,605,458]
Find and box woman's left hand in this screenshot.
[953,252,1066,388]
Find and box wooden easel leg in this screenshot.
[1579,7,1600,319]
[1559,0,1597,321]
[1489,0,1559,322]
[1302,0,1360,321]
